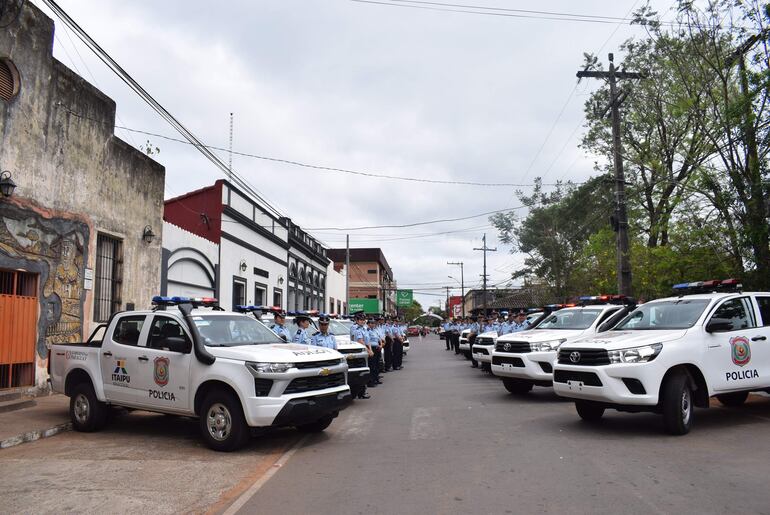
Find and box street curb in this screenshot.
[0,422,72,450]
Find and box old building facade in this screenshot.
[163,180,289,311]
[284,220,328,312]
[327,248,396,314]
[0,3,165,389]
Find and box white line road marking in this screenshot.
[223,435,309,515]
[334,410,375,440]
[409,407,442,440]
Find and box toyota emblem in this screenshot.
[503,343,511,351]
[569,351,581,363]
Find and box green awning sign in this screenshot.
[349,298,381,314]
[396,289,413,307]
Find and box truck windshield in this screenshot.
[192,315,283,346]
[536,309,602,330]
[614,299,709,330]
[328,319,350,336]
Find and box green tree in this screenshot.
[401,300,424,323]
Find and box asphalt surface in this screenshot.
[238,334,770,515]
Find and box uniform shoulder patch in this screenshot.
[312,331,320,336]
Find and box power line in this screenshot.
[352,0,647,25]
[305,205,525,231]
[39,0,287,219]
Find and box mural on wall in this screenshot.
[0,203,89,356]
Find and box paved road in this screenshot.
[238,334,770,515]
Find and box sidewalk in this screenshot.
[0,394,71,449]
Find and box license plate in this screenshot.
[567,380,584,391]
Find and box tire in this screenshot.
[69,382,108,432]
[296,413,335,433]
[716,391,749,407]
[575,400,605,421]
[661,371,694,435]
[502,378,533,395]
[199,390,250,452]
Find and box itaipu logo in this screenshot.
[154,357,170,387]
[112,359,130,384]
[730,336,751,367]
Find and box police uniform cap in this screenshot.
[294,314,311,322]
[318,315,330,323]
[275,310,287,318]
[366,318,376,324]
[353,311,366,320]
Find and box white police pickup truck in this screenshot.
[553,280,770,435]
[491,299,632,394]
[49,297,351,451]
[458,328,472,356]
[471,331,499,370]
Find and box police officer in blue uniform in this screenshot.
[311,315,337,349]
[511,309,531,332]
[350,311,371,399]
[292,313,312,344]
[270,310,290,342]
[366,318,383,387]
[392,318,404,370]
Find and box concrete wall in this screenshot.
[162,222,218,298]
[0,3,165,387]
[325,263,346,314]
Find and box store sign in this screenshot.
[396,289,413,307]
[349,298,381,314]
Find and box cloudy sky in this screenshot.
[33,0,673,310]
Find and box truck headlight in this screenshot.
[530,339,567,352]
[246,362,293,374]
[608,343,663,364]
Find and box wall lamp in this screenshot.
[0,171,17,198]
[142,225,156,244]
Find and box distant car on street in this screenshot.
[407,325,421,336]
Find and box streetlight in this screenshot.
[447,261,465,316]
[0,171,17,198]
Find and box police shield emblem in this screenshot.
[154,356,170,386]
[730,336,751,367]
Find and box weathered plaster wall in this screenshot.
[0,3,165,386]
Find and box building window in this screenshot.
[94,233,123,322]
[273,288,283,308]
[337,300,341,314]
[367,295,377,299]
[343,302,347,314]
[232,277,247,308]
[254,282,267,306]
[288,289,296,310]
[329,297,335,314]
[367,269,376,274]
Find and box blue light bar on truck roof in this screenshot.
[673,279,741,293]
[152,296,219,307]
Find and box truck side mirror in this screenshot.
[706,318,734,333]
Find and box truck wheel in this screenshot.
[661,371,693,435]
[297,413,335,433]
[575,401,604,421]
[70,382,107,432]
[503,378,533,395]
[199,391,249,452]
[716,391,749,407]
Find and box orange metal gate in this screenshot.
[0,270,38,389]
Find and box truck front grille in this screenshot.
[496,341,531,353]
[492,356,525,367]
[294,359,341,370]
[346,357,367,368]
[284,373,346,394]
[557,349,609,366]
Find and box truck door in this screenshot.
[100,314,149,405]
[704,297,768,392]
[133,314,193,413]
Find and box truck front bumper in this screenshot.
[471,345,493,364]
[347,367,371,388]
[491,350,556,381]
[243,385,351,427]
[552,364,659,406]
[271,389,353,427]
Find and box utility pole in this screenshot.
[444,286,451,313]
[447,261,465,316]
[473,234,496,314]
[345,234,350,315]
[577,53,642,297]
